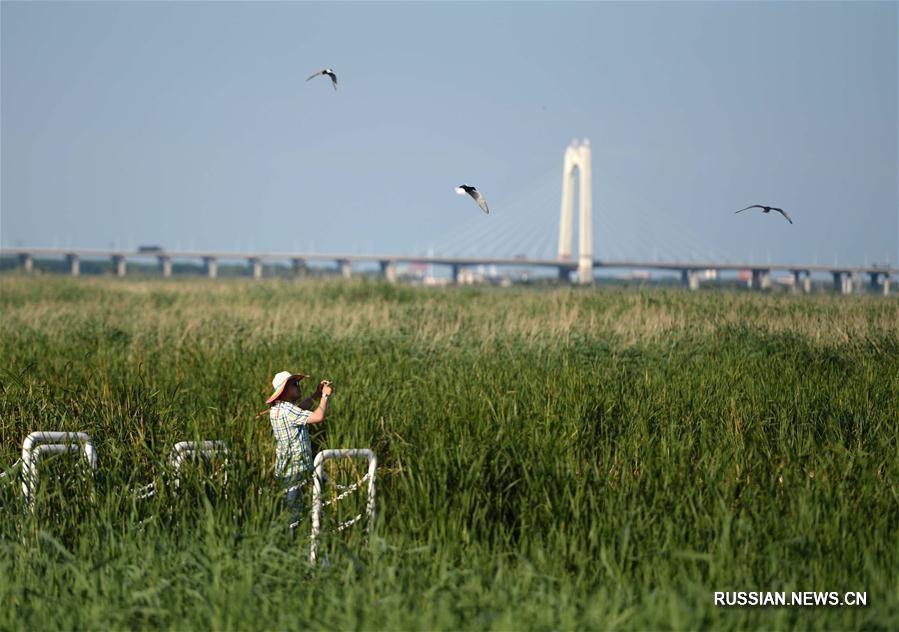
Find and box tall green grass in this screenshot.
[1,277,897,630]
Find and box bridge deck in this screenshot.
[2,247,895,276]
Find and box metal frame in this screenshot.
[169,440,230,491]
[310,448,377,564]
[20,431,98,512]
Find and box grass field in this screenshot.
[1,276,897,630]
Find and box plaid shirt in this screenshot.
[269,401,314,479]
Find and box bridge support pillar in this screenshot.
[158,256,172,278]
[578,256,593,285]
[750,269,771,290]
[749,268,771,290]
[868,272,882,293]
[832,271,853,294]
[66,254,80,277]
[681,269,699,290]
[249,258,263,280]
[866,272,892,296]
[791,270,811,294]
[291,258,307,278]
[558,140,593,282]
[18,253,33,273]
[338,259,352,279]
[112,255,126,278]
[380,260,397,283]
[452,264,462,284]
[204,257,218,279]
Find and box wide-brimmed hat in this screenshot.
[266,370,309,404]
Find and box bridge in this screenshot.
[2,141,895,295]
[2,246,894,295]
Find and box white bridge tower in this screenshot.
[558,139,593,284]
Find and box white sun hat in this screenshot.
[266,370,309,404]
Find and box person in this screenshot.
[266,370,333,529]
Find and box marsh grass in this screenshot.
[0,277,897,629]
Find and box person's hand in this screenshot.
[321,380,333,398]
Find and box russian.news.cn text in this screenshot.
[714,592,867,607]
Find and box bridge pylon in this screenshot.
[558,139,593,284]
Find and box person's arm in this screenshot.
[307,382,333,424]
[297,380,326,410]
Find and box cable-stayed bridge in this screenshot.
[2,141,896,295]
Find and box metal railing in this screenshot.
[310,448,378,564]
[20,431,98,512]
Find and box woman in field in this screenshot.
[266,370,333,529]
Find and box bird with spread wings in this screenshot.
[306,68,338,91]
[455,185,490,214]
[735,204,793,224]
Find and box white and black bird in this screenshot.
[735,204,793,224]
[455,185,490,214]
[306,68,338,91]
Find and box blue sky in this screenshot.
[2,1,896,266]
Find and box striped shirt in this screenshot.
[269,401,313,479]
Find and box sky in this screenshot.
[2,1,897,266]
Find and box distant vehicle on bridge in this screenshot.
[138,245,164,253]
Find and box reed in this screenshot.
[1,276,896,629]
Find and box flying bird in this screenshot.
[455,185,490,214]
[735,204,793,224]
[306,68,338,91]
